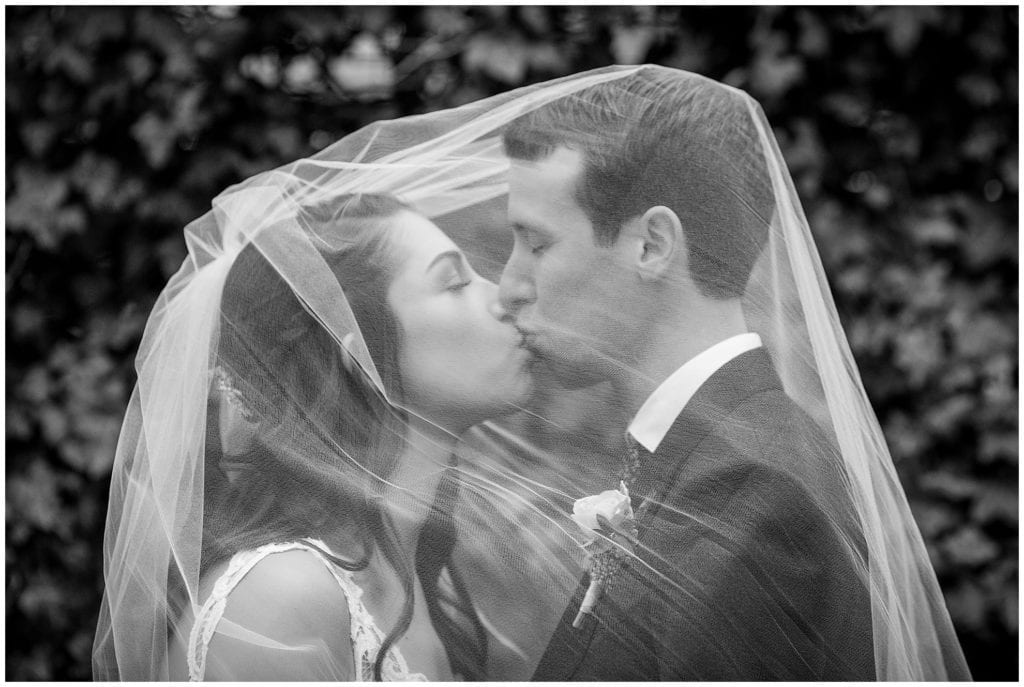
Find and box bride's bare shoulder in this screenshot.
[234,548,349,617]
[203,547,354,680]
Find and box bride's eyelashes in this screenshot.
[441,264,473,293]
[428,250,473,293]
[446,277,472,293]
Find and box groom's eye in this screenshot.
[529,232,552,256]
[512,224,549,256]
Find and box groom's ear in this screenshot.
[634,205,683,281]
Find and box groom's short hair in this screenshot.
[503,66,775,299]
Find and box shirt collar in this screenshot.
[627,333,763,453]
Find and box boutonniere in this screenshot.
[570,481,639,628]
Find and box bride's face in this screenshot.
[385,210,533,432]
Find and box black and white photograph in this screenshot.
[5,4,1018,682]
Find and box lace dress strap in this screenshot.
[186,540,427,681]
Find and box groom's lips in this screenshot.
[514,326,538,354]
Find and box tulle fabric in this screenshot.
[94,65,969,680]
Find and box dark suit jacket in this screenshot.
[533,348,875,681]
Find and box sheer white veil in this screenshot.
[93,65,969,681]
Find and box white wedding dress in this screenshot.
[186,539,427,681]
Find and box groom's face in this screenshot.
[500,147,636,387]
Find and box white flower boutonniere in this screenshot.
[570,481,639,628]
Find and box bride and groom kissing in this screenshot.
[94,66,968,681]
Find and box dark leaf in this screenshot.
[131,111,176,169]
[6,460,64,535]
[919,471,983,502]
[970,487,1018,526]
[943,526,1000,567]
[462,33,528,85]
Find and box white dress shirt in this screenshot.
[627,333,763,453]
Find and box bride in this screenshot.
[94,189,532,680]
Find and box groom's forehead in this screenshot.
[508,147,586,206]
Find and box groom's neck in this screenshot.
[616,298,749,420]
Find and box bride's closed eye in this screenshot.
[446,274,472,292]
[429,251,473,293]
[440,261,471,292]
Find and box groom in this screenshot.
[498,67,875,680]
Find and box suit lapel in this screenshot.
[532,348,783,680]
[633,348,782,530]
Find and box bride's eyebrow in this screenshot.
[425,250,463,274]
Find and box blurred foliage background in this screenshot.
[5,5,1017,680]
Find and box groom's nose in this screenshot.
[488,297,512,323]
[498,257,535,316]
[482,279,512,322]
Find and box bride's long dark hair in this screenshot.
[197,193,487,680]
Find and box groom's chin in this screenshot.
[529,353,603,392]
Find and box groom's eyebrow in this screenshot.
[425,250,463,273]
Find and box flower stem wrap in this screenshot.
[571,482,638,628]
